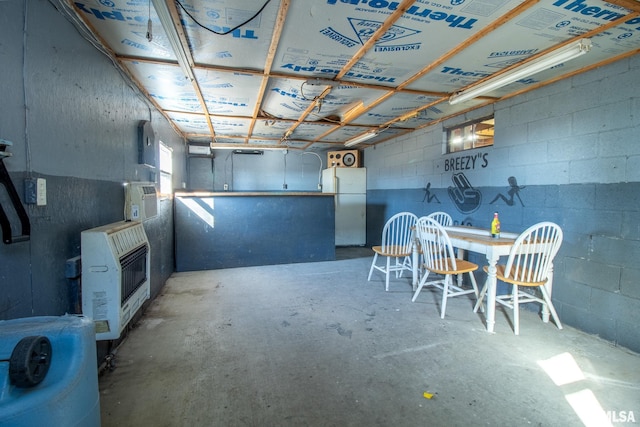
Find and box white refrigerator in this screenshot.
[322,167,366,246]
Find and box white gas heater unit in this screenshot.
[81,220,150,340]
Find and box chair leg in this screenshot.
[399,256,411,278]
[513,285,520,335]
[473,279,488,313]
[440,275,450,319]
[367,253,378,281]
[411,271,430,302]
[385,256,391,291]
[540,286,563,330]
[468,271,483,313]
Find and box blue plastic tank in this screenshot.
[0,315,100,427]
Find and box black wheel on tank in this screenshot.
[9,335,52,388]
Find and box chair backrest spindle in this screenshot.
[503,222,563,284]
[380,212,418,256]
[426,211,453,227]
[416,216,457,273]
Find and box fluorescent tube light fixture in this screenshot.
[449,39,591,105]
[233,149,264,155]
[345,130,378,147]
[152,0,196,82]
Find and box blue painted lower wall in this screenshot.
[367,182,640,353]
[0,174,176,365]
[175,194,336,271]
[0,175,174,319]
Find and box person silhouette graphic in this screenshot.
[423,182,441,203]
[490,176,525,206]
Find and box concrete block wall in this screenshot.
[0,1,185,326]
[364,56,640,353]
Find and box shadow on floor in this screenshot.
[336,246,372,260]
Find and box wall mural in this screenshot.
[422,182,441,203]
[424,152,526,214]
[448,173,482,214]
[490,176,525,207]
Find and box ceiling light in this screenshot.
[345,130,378,147]
[152,0,196,82]
[449,39,592,105]
[233,149,264,155]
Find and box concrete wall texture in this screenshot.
[0,0,185,332]
[363,56,640,353]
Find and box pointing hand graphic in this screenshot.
[447,173,482,214]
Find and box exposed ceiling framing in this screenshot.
[63,0,640,151]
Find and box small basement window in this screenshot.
[445,116,494,153]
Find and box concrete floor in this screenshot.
[99,249,640,427]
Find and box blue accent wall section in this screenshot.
[0,175,123,318]
[175,194,335,271]
[367,182,640,353]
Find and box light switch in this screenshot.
[36,178,46,206]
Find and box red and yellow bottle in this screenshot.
[491,212,501,239]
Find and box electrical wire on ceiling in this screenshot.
[48,0,157,115]
[300,81,318,101]
[300,82,325,115]
[176,0,272,35]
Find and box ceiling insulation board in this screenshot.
[196,70,262,116]
[74,0,176,60]
[337,0,528,82]
[179,0,281,69]
[352,92,442,126]
[252,120,337,141]
[208,117,253,136]
[167,112,210,133]
[408,0,636,93]
[262,78,390,122]
[65,0,640,149]
[271,0,526,87]
[126,61,202,112]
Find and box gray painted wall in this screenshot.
[189,149,324,192]
[0,0,185,328]
[363,56,640,352]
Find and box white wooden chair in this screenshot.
[411,216,480,318]
[473,222,563,335]
[368,212,418,291]
[417,211,454,277]
[426,211,453,227]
